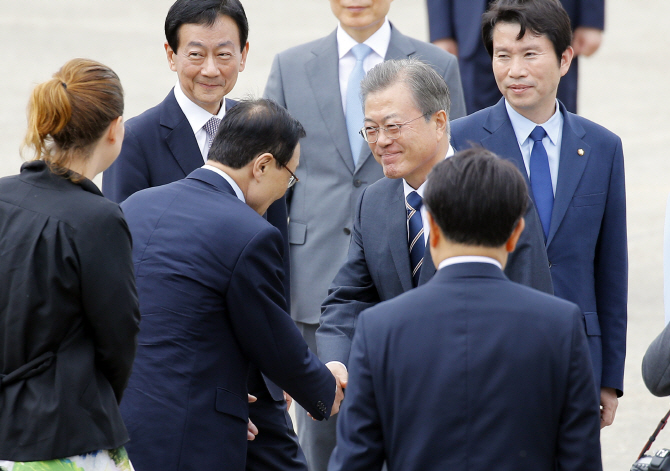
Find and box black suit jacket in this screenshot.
[0,161,140,461]
[119,169,335,471]
[330,263,601,471]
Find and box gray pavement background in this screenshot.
[1,1,669,469]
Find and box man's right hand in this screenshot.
[326,361,348,416]
[432,38,459,56]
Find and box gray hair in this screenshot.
[360,58,451,133]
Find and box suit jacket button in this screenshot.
[354,179,362,187]
[548,261,552,268]
[343,228,351,235]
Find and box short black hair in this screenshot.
[482,0,572,63]
[165,0,249,52]
[424,147,528,247]
[208,98,306,169]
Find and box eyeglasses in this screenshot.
[281,163,299,188]
[359,113,429,144]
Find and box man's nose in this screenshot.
[201,55,220,76]
[508,56,527,78]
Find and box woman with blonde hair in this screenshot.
[0,58,140,470]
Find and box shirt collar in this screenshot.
[337,18,391,60]
[402,144,455,198]
[174,80,227,135]
[505,99,563,148]
[438,256,503,270]
[201,164,245,202]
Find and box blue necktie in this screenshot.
[406,191,425,287]
[345,43,372,166]
[529,126,553,240]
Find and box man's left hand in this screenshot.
[600,387,618,428]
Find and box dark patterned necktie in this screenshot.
[204,117,222,157]
[406,191,425,287]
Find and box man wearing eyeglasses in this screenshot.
[317,59,553,412]
[118,99,344,471]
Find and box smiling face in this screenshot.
[166,14,249,115]
[363,81,447,189]
[329,0,394,42]
[492,21,572,123]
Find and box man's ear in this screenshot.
[434,109,448,140]
[427,211,441,248]
[505,217,526,253]
[165,42,177,72]
[252,152,275,181]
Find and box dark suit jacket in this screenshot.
[317,175,553,366]
[329,262,602,471]
[102,89,290,312]
[119,169,335,471]
[426,0,605,113]
[450,99,627,394]
[264,24,466,326]
[0,161,139,461]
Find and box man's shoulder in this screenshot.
[451,105,494,133]
[565,111,621,145]
[125,90,178,132]
[273,33,335,63]
[360,177,401,203]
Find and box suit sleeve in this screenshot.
[642,322,670,397]
[595,137,627,395]
[426,0,454,42]
[505,198,554,294]
[102,124,151,204]
[328,314,385,471]
[441,54,467,120]
[317,188,381,366]
[226,224,335,420]
[556,306,603,471]
[78,207,140,401]
[263,54,287,108]
[575,0,605,30]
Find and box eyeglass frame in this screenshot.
[358,113,430,144]
[280,162,299,188]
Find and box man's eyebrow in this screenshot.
[185,40,235,48]
[364,113,401,123]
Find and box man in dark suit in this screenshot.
[119,99,343,471]
[427,0,604,113]
[102,1,299,468]
[317,58,553,396]
[449,0,626,427]
[329,148,602,471]
[263,2,467,467]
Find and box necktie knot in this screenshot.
[530,125,547,143]
[406,191,423,212]
[351,43,372,62]
[204,117,221,139]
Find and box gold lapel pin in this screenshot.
[577,149,585,156]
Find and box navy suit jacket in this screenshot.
[317,175,553,366]
[119,169,335,471]
[102,89,291,313]
[426,0,605,113]
[450,99,627,394]
[329,262,602,471]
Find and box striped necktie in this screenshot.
[406,191,425,287]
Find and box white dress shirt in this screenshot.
[174,80,227,161]
[202,164,245,202]
[402,145,455,245]
[505,99,563,195]
[438,256,503,271]
[337,19,391,114]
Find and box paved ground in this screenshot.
[2,1,669,469]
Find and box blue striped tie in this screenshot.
[345,43,372,166]
[406,191,425,287]
[529,126,553,240]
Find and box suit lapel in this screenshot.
[305,31,355,174]
[160,89,205,177]
[386,180,414,292]
[480,100,530,185]
[546,105,589,246]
